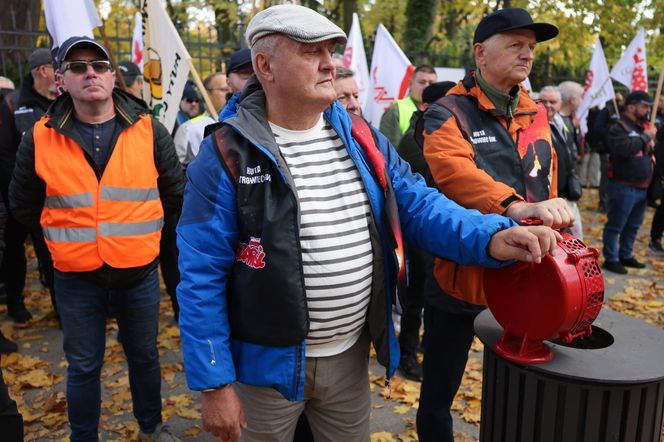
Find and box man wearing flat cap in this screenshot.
[177,5,562,441]
[0,47,57,325]
[10,36,185,441]
[601,90,656,274]
[418,8,574,441]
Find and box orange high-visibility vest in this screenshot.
[33,114,164,272]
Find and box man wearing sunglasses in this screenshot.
[9,36,185,442]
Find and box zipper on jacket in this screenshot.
[452,263,460,289]
[293,341,303,399]
[207,339,216,366]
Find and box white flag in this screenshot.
[365,25,413,126]
[131,12,144,73]
[343,13,370,109]
[44,0,102,49]
[610,28,648,92]
[577,39,616,134]
[141,0,191,132]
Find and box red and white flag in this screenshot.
[365,25,413,126]
[131,12,144,72]
[577,39,615,134]
[610,28,648,92]
[343,13,370,110]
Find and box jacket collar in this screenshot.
[44,88,149,131]
[453,70,539,117]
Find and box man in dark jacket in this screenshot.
[540,85,583,238]
[10,37,185,442]
[602,91,656,274]
[0,48,56,323]
[395,81,454,382]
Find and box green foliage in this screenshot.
[96,0,663,91]
[403,0,438,55]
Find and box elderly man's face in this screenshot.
[539,90,561,121]
[335,76,361,116]
[475,29,536,91]
[272,38,337,108]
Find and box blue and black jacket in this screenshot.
[176,77,516,401]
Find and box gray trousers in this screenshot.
[236,331,371,442]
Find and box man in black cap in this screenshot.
[116,60,144,100]
[174,80,201,136]
[0,47,57,324]
[10,36,184,441]
[226,48,253,97]
[419,8,573,441]
[601,90,656,274]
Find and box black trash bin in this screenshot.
[475,308,664,442]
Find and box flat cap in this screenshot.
[246,4,347,48]
[28,48,53,70]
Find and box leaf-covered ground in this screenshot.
[3,189,662,441]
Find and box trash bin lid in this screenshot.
[475,308,664,384]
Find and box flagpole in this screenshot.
[649,58,664,126]
[186,58,218,122]
[99,21,127,91]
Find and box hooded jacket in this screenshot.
[422,71,556,306]
[176,77,517,400]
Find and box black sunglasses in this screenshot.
[62,60,112,74]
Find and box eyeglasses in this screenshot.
[62,60,112,74]
[206,88,231,93]
[184,98,200,103]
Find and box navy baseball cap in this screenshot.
[56,36,111,68]
[227,48,252,75]
[473,8,559,44]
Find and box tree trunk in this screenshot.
[403,0,438,59]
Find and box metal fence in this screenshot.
[0,10,241,87]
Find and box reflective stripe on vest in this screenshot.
[34,114,164,272]
[101,186,160,202]
[397,97,418,134]
[99,218,164,236]
[43,227,97,242]
[44,192,93,208]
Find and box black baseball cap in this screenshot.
[473,8,559,44]
[56,36,111,68]
[625,90,653,106]
[227,48,252,75]
[117,61,142,86]
[28,48,53,70]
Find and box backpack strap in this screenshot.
[212,125,240,183]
